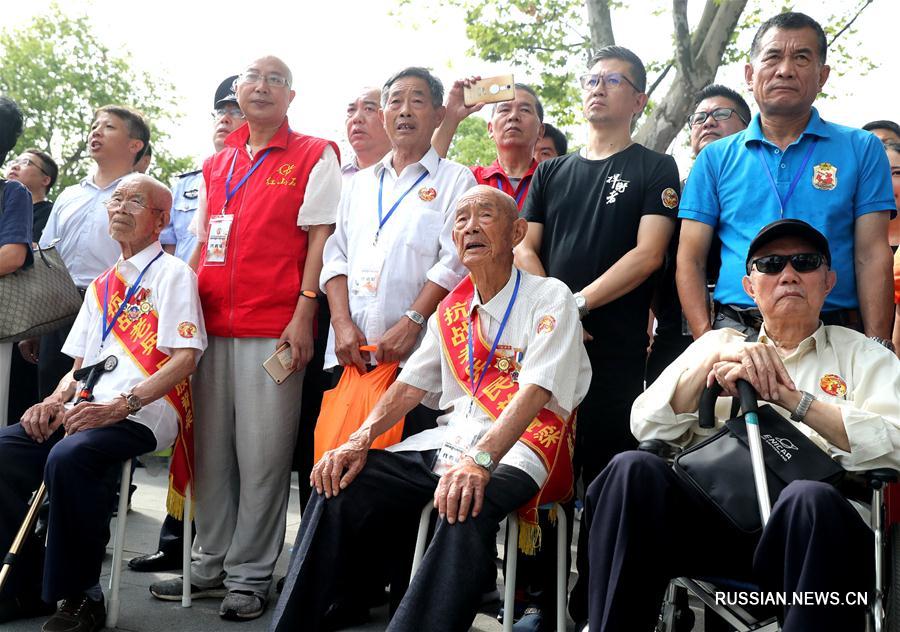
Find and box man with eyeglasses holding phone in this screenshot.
[677,12,896,352]
[515,45,679,628]
[149,56,341,621]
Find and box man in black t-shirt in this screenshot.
[517,45,679,627]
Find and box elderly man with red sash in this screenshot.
[271,184,590,632]
[0,173,205,632]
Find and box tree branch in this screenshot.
[672,0,693,76]
[646,61,674,99]
[691,0,719,57]
[586,0,615,50]
[827,0,873,48]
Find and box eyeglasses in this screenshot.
[750,253,827,274]
[579,72,640,92]
[212,106,245,120]
[10,156,50,176]
[688,107,748,127]
[238,71,289,88]
[104,198,161,214]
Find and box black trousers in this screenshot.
[37,325,74,400]
[270,449,537,632]
[8,344,39,423]
[0,420,156,602]
[585,451,873,632]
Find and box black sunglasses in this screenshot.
[749,253,827,274]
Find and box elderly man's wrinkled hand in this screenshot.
[63,399,128,434]
[712,342,795,401]
[310,436,370,498]
[19,399,66,442]
[434,458,491,525]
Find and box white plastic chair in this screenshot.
[106,458,193,628]
[410,502,568,632]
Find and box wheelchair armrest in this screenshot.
[865,468,900,487]
[637,439,682,460]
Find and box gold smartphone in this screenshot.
[463,74,515,107]
[262,343,295,385]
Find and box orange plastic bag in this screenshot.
[313,358,405,462]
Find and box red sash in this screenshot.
[437,275,575,554]
[94,266,194,520]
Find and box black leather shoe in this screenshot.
[41,594,105,632]
[0,594,56,623]
[128,550,180,572]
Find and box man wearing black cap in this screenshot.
[128,77,244,573]
[582,219,900,632]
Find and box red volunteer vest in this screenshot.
[199,118,339,337]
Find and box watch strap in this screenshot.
[405,309,425,327]
[790,391,815,422]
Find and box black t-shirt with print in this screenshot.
[522,144,680,351]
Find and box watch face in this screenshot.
[475,452,491,468]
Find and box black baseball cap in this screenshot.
[746,219,831,273]
[214,75,239,109]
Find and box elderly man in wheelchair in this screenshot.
[583,219,900,632]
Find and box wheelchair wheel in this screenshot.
[888,523,900,632]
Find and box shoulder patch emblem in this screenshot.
[661,187,679,209]
[183,188,199,200]
[178,322,198,339]
[819,373,847,397]
[536,315,556,335]
[812,162,837,191]
[418,186,437,202]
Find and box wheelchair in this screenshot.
[638,380,900,632]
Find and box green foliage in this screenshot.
[0,4,191,194]
[447,116,498,166]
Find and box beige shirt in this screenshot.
[632,326,900,471]
[391,268,593,485]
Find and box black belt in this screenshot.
[714,303,862,332]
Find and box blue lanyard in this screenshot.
[222,147,273,213]
[101,251,164,344]
[377,168,429,241]
[468,269,521,397]
[752,138,817,216]
[494,176,528,208]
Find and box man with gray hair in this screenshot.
[0,173,206,631]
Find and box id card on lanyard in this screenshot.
[205,147,272,266]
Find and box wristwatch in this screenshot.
[404,309,426,328]
[121,391,143,415]
[466,449,495,473]
[573,292,588,319]
[790,391,815,422]
[870,336,896,352]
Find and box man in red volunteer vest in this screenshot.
[149,56,341,621]
[0,174,206,632]
[432,80,544,212]
[271,185,591,632]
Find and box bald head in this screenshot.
[237,55,296,126]
[247,55,292,87]
[107,174,172,251]
[452,185,526,272]
[459,184,519,222]
[118,173,172,216]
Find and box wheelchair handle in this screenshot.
[698,379,759,428]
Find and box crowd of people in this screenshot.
[0,9,898,632]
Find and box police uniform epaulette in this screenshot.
[177,169,202,178]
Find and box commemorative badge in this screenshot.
[125,304,142,321]
[661,187,679,209]
[537,315,556,335]
[139,301,152,314]
[812,162,837,191]
[418,186,437,202]
[819,373,847,398]
[178,322,198,339]
[497,358,511,372]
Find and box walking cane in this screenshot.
[0,355,118,591]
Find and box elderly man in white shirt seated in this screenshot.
[583,219,900,632]
[0,174,206,632]
[271,185,591,632]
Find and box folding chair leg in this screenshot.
[503,513,518,632]
[410,503,432,582]
[556,505,568,632]
[106,459,132,629]
[182,482,192,608]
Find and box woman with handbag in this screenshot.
[581,220,900,632]
[0,96,35,427]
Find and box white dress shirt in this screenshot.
[62,242,207,450]
[389,268,592,485]
[632,326,900,471]
[39,175,125,287]
[320,147,476,370]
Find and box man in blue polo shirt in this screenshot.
[677,11,896,352]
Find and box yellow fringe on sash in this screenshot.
[518,520,543,556]
[165,473,194,521]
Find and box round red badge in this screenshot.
[819,373,847,397]
[178,322,198,339]
[536,315,556,335]
[418,186,437,202]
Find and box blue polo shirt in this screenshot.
[680,107,895,310]
[160,169,201,262]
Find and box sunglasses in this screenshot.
[749,253,827,274]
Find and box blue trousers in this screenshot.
[0,420,155,602]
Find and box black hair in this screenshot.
[694,84,752,125]
[542,124,568,156]
[587,46,647,93]
[863,120,900,140]
[23,147,58,193]
[0,96,24,163]
[750,12,827,63]
[93,105,151,165]
[382,67,444,109]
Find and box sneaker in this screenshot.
[149,577,227,601]
[512,607,545,632]
[219,590,266,621]
[41,594,105,632]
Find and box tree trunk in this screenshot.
[586,0,615,50]
[634,0,748,153]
